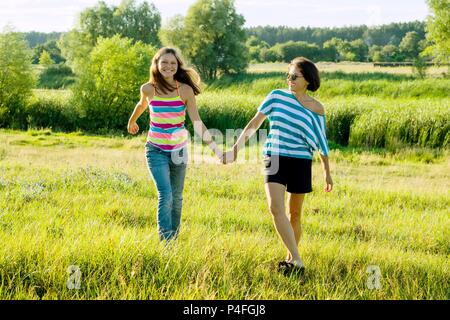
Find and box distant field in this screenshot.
[248,62,449,76]
[0,129,449,299]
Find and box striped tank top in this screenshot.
[147,81,188,151]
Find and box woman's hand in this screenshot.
[222,147,237,164]
[324,174,333,192]
[128,121,139,135]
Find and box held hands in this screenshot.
[127,121,139,135]
[221,146,237,165]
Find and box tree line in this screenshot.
[246,30,428,64]
[23,19,431,67]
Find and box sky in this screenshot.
[0,0,430,33]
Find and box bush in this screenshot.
[0,30,36,128]
[25,90,79,131]
[72,35,156,131]
[349,100,450,149]
[38,64,76,89]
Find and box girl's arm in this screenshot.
[224,111,267,163]
[184,86,222,158]
[128,83,153,135]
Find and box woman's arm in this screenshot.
[184,86,222,158]
[128,83,153,135]
[319,153,333,192]
[224,111,267,164]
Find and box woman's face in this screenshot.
[287,65,308,92]
[158,53,178,79]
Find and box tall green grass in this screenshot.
[195,94,450,149]
[3,69,449,149]
[0,130,448,299]
[206,72,450,99]
[349,102,450,149]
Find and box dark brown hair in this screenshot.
[290,57,320,92]
[149,47,201,95]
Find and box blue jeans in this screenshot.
[145,143,188,241]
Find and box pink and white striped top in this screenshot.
[147,82,188,151]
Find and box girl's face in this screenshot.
[287,65,308,92]
[158,53,178,79]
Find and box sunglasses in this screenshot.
[286,73,304,81]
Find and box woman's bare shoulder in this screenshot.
[303,97,325,116]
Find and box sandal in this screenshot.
[277,260,290,272]
[282,262,306,276]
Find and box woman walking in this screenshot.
[223,57,333,274]
[128,47,222,242]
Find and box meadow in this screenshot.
[26,63,450,149]
[0,129,448,299]
[0,63,449,299]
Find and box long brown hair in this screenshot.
[149,47,201,95]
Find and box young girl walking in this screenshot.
[128,47,222,241]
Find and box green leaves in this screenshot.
[72,35,156,130]
[0,29,36,128]
[425,0,450,65]
[161,0,248,80]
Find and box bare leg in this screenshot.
[286,192,305,261]
[264,183,304,267]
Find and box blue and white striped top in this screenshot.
[258,89,330,160]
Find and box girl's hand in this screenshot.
[214,148,223,162]
[128,121,139,135]
[324,174,333,192]
[222,149,237,164]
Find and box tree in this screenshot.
[0,27,36,128]
[32,40,65,64]
[22,31,62,48]
[60,0,161,74]
[72,35,156,130]
[424,0,450,65]
[399,31,422,60]
[245,36,269,62]
[277,41,321,62]
[368,45,383,62]
[78,0,161,46]
[323,38,341,61]
[349,39,369,61]
[166,0,248,80]
[58,30,94,74]
[159,14,186,49]
[259,47,280,63]
[39,50,55,67]
[381,44,403,62]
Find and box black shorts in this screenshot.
[263,155,312,194]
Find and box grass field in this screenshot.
[0,129,449,299]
